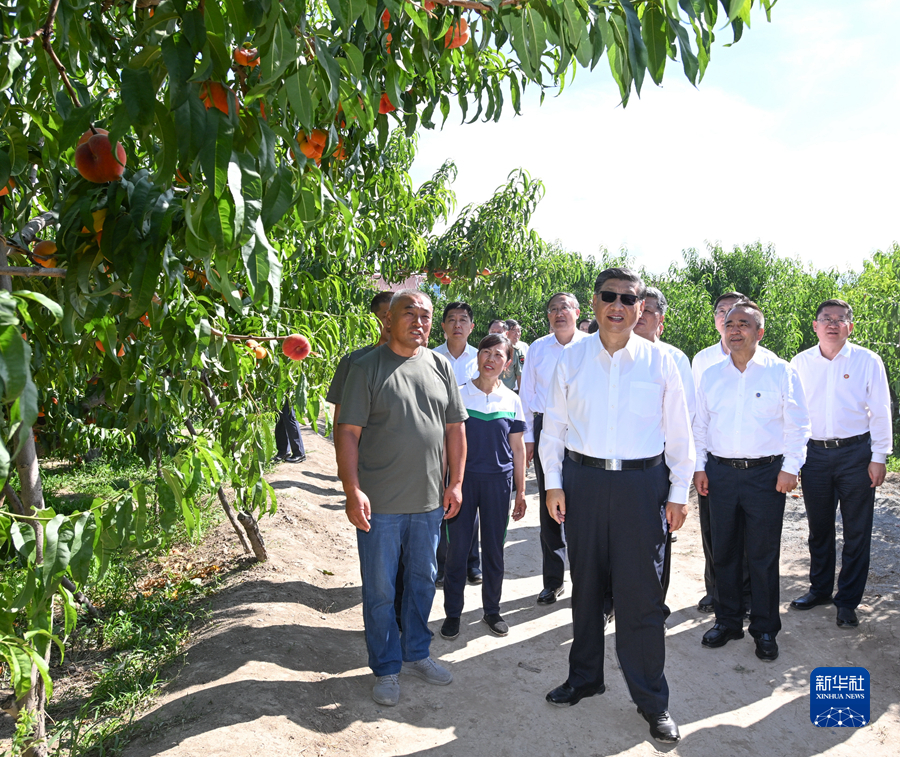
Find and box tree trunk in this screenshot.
[237,510,268,562]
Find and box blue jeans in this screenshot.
[357,506,444,676]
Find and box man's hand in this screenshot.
[345,489,371,532]
[776,471,798,494]
[525,442,535,468]
[666,501,688,531]
[869,462,886,488]
[546,488,566,524]
[512,492,527,521]
[693,471,709,497]
[443,482,463,520]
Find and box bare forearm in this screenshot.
[445,423,466,486]
[334,425,362,493]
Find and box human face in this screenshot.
[592,280,642,339]
[505,326,520,345]
[488,322,506,335]
[577,321,591,333]
[714,297,742,339]
[813,305,853,349]
[547,295,579,336]
[374,301,391,340]
[634,296,663,342]
[476,343,511,382]
[441,308,474,343]
[387,294,432,353]
[723,306,763,355]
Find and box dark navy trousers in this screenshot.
[534,414,567,590]
[443,473,513,617]
[564,456,669,713]
[274,399,305,457]
[706,456,785,637]
[800,439,875,610]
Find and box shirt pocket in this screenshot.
[750,390,780,418]
[630,381,662,418]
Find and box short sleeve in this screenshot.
[337,361,371,427]
[325,355,351,404]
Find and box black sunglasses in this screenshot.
[598,291,640,306]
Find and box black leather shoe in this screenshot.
[537,586,564,605]
[836,607,859,627]
[754,633,779,661]
[467,570,483,585]
[697,595,715,613]
[790,591,833,610]
[482,613,509,637]
[637,707,681,743]
[701,623,744,648]
[546,681,604,707]
[440,617,460,640]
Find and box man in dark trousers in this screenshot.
[540,268,694,744]
[790,299,892,627]
[273,400,306,463]
[693,301,810,662]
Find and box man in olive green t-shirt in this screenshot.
[336,290,467,707]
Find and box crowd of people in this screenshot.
[325,268,892,744]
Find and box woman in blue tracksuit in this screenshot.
[441,333,527,639]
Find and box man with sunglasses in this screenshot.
[789,299,892,628]
[540,269,694,744]
[693,301,810,663]
[519,293,588,605]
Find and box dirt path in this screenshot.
[125,430,900,756]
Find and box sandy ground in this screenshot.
[122,429,900,757]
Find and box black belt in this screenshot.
[809,432,870,449]
[711,454,782,470]
[567,450,664,471]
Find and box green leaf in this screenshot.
[313,38,342,108]
[0,324,31,400]
[261,165,293,230]
[68,513,96,586]
[200,115,234,198]
[620,1,649,95]
[12,291,63,323]
[286,67,314,131]
[3,126,28,174]
[0,149,10,190]
[127,248,163,319]
[241,218,283,311]
[640,4,668,86]
[121,67,157,127]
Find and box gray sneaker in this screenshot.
[372,674,400,706]
[401,657,452,685]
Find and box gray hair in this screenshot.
[644,287,668,317]
[390,289,432,309]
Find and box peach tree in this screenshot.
[0,0,774,750]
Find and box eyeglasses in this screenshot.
[548,304,575,315]
[598,291,640,307]
[817,316,850,325]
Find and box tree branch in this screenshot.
[0,266,66,279]
[41,0,82,109]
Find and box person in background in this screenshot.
[488,319,507,335]
[540,268,693,744]
[433,301,479,387]
[519,293,589,605]
[273,399,307,464]
[506,319,529,353]
[335,290,467,707]
[441,334,527,640]
[693,300,810,663]
[577,318,591,333]
[789,299,892,628]
[690,291,758,614]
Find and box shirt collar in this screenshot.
[593,331,641,360]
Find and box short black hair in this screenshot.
[714,291,747,311]
[370,291,393,313]
[815,298,853,321]
[504,319,520,330]
[545,292,578,311]
[593,267,645,297]
[488,319,506,331]
[577,318,591,328]
[477,333,514,362]
[442,301,473,322]
[587,319,599,334]
[644,287,668,317]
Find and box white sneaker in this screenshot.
[372,674,400,706]
[401,657,452,685]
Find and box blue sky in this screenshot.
[408,1,900,274]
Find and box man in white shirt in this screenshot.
[789,299,893,628]
[519,293,588,605]
[693,301,810,663]
[691,291,753,614]
[432,301,479,387]
[433,301,481,585]
[634,286,696,605]
[540,269,694,744]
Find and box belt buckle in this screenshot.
[736,459,750,470]
[604,458,622,471]
[823,439,840,449]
